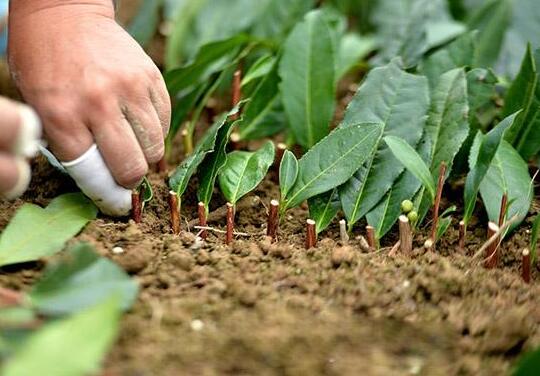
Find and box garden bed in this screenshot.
[1,155,538,375]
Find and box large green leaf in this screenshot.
[469,139,532,232]
[219,141,275,205]
[283,123,383,210]
[503,46,540,159]
[238,63,285,140]
[468,0,512,68]
[384,136,436,200]
[169,107,239,197]
[0,193,97,267]
[251,0,316,41]
[415,68,470,221]
[336,33,376,81]
[421,32,476,86]
[373,0,458,68]
[464,112,520,224]
[279,10,336,149]
[308,188,341,234]
[338,60,429,229]
[165,34,249,94]
[28,243,138,316]
[197,117,237,211]
[2,298,121,376]
[513,346,540,376]
[279,150,298,200]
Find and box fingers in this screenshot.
[148,72,171,137]
[89,99,148,189]
[0,154,30,200]
[121,100,164,164]
[0,98,41,157]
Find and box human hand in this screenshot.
[0,98,41,200]
[8,0,171,215]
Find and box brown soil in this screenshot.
[1,151,539,376]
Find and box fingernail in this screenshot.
[14,105,42,158]
[3,158,31,200]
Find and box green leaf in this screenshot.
[384,136,436,200]
[169,108,236,197]
[503,46,540,160]
[28,243,138,316]
[141,177,153,209]
[464,112,520,224]
[436,205,457,240]
[238,62,285,140]
[284,123,383,210]
[279,150,298,200]
[513,346,540,376]
[531,214,540,264]
[336,33,375,81]
[197,115,239,211]
[127,0,162,47]
[279,9,336,149]
[241,54,276,87]
[421,32,476,86]
[468,0,512,67]
[0,193,97,267]
[165,34,249,94]
[308,188,341,234]
[2,298,121,376]
[218,141,275,205]
[469,140,532,232]
[338,60,430,229]
[415,68,470,222]
[366,171,422,239]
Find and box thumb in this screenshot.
[62,144,132,216]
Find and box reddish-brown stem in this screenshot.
[485,222,499,269]
[0,287,23,306]
[131,190,142,223]
[498,193,508,227]
[157,157,168,173]
[458,220,466,250]
[522,248,531,283]
[275,143,287,167]
[366,225,376,251]
[198,202,207,240]
[399,215,412,255]
[267,200,279,241]
[431,162,447,246]
[306,219,317,249]
[231,69,242,120]
[168,191,180,235]
[226,203,234,245]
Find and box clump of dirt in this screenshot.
[2,150,538,376]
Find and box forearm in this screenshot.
[9,0,115,19]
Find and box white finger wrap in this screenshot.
[62,144,132,216]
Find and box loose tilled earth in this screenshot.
[0,152,539,376]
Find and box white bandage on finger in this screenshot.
[3,158,31,200]
[62,144,132,216]
[14,106,42,158]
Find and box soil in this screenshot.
[1,150,539,376]
[0,1,539,375]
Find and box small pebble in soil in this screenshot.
[112,246,124,255]
[190,319,204,331]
